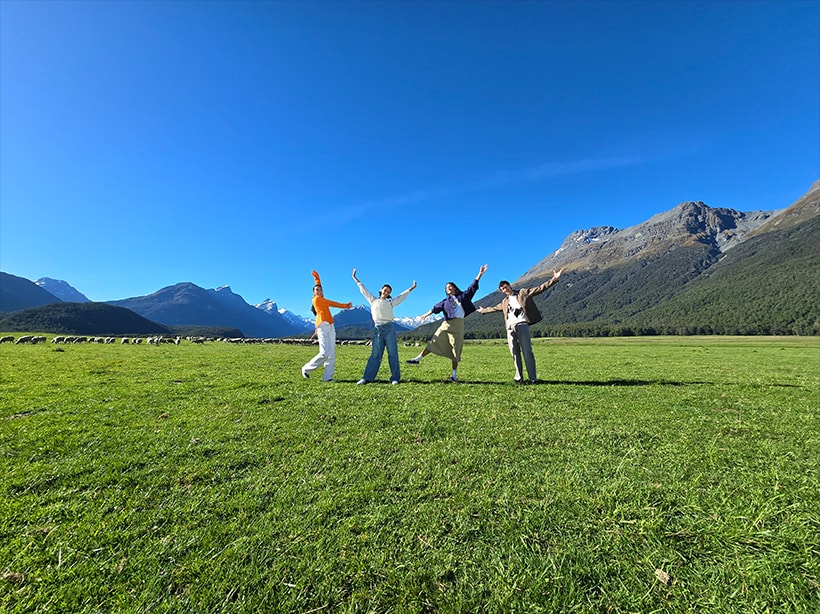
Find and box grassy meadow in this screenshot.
[1,335,818,613]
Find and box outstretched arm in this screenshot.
[351,268,359,282]
[322,299,353,309]
[525,268,565,297]
[476,264,489,281]
[311,270,322,286]
[477,301,503,314]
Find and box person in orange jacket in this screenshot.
[301,270,352,382]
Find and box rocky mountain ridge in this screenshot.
[520,201,780,282]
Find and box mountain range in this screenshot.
[2,181,818,337]
[108,284,298,338]
[455,180,819,337]
[0,276,428,338]
[256,299,314,333]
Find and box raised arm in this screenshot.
[352,268,376,303]
[524,268,565,297]
[463,264,489,301]
[391,280,417,307]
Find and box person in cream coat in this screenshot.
[477,268,563,383]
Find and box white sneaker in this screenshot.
[391,380,399,385]
[301,368,309,379]
[357,379,368,385]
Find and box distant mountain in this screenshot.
[456,182,819,337]
[624,181,820,335]
[0,302,171,335]
[518,201,779,282]
[256,299,313,333]
[35,277,90,303]
[396,314,441,329]
[0,272,62,312]
[4,182,817,338]
[109,283,300,338]
[280,308,314,331]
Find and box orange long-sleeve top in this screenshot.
[312,295,351,326]
[311,270,351,326]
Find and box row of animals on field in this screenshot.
[0,334,376,346]
[1,335,48,344]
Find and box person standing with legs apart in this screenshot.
[301,270,352,382]
[477,269,564,383]
[352,268,416,385]
[406,264,488,382]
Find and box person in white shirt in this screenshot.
[352,268,416,384]
[477,269,563,383]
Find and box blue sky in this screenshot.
[2,0,818,319]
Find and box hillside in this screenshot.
[403,182,819,339]
[35,277,91,302]
[0,302,171,335]
[0,272,62,312]
[624,213,820,335]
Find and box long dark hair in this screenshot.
[447,282,462,295]
[311,284,321,315]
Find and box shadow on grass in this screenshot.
[346,378,709,386]
[538,379,802,388]
[539,378,710,386]
[310,378,801,388]
[329,378,707,386]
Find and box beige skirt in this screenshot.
[426,318,464,362]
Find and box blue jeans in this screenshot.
[363,322,400,382]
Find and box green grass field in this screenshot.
[2,336,818,613]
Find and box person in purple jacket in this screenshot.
[405,264,488,382]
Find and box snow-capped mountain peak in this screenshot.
[255,298,279,313]
[255,298,313,332]
[395,314,441,329]
[35,277,90,302]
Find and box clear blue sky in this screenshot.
[2,0,818,318]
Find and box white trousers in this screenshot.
[303,321,336,381]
